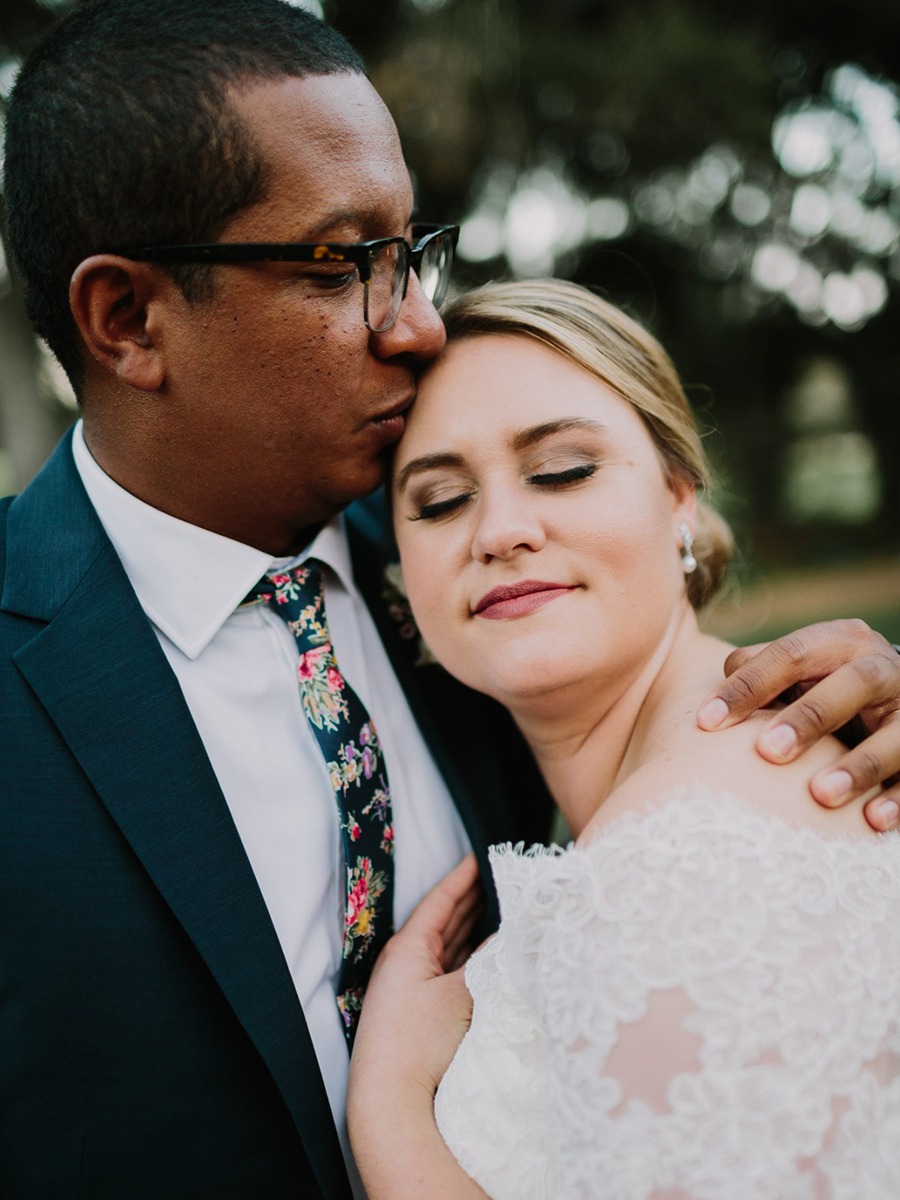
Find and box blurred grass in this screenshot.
[701,554,900,646]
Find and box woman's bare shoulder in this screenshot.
[588,707,880,842]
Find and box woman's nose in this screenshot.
[471,489,547,563]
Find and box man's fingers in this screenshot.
[720,643,767,675]
[752,656,899,763]
[808,714,900,807]
[699,620,896,731]
[863,783,900,832]
[699,633,823,730]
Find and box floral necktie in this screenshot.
[245,560,394,1047]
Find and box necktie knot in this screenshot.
[245,559,318,605]
[245,562,332,651]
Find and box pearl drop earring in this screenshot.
[678,522,697,574]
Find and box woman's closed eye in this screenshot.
[408,489,474,522]
[528,462,598,488]
[407,460,599,522]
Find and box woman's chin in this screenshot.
[453,655,596,710]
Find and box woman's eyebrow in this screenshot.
[395,452,465,492]
[395,419,608,491]
[511,417,607,452]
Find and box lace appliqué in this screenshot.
[435,787,900,1199]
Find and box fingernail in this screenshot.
[814,769,853,804]
[698,698,729,729]
[874,799,899,830]
[759,723,797,760]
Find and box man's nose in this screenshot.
[371,269,446,362]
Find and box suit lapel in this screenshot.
[4,437,350,1199]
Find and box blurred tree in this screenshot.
[0,0,63,53]
[0,0,75,491]
[328,0,900,569]
[0,0,897,582]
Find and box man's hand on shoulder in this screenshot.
[697,619,900,832]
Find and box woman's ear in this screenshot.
[671,476,698,529]
[69,255,171,392]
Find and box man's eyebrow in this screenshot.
[299,206,416,243]
[395,452,465,492]
[511,417,607,451]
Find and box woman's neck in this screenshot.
[512,605,730,837]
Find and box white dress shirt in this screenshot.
[72,422,471,1193]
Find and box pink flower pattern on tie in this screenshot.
[246,563,394,1046]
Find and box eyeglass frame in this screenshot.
[109,222,460,333]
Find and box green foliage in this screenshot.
[330,0,900,567]
[1,0,898,571]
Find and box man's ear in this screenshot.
[69,255,173,392]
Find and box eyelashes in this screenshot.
[412,492,472,521]
[408,462,599,522]
[286,265,359,291]
[528,463,598,488]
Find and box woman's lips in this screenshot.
[473,581,576,620]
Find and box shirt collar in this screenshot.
[71,420,359,660]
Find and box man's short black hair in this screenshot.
[3,0,367,392]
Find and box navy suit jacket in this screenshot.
[0,433,551,1199]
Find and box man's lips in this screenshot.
[372,387,416,421]
[370,394,415,442]
[473,580,576,620]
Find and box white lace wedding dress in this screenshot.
[435,786,900,1199]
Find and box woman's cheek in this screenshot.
[400,548,440,632]
[403,558,459,668]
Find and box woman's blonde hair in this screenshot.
[441,279,733,609]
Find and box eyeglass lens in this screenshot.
[363,230,454,333]
[417,234,453,310]
[364,241,408,333]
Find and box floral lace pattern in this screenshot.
[435,787,900,1199]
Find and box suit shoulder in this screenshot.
[0,493,11,591]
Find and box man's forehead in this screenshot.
[229,72,402,159]
[228,73,414,237]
